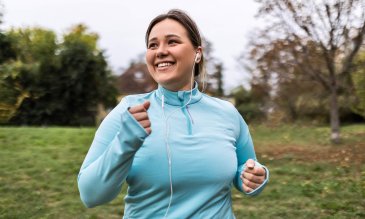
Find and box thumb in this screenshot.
[143,100,151,111]
[246,159,255,169]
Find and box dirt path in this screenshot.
[257,143,365,165]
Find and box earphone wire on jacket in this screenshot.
[161,53,197,218]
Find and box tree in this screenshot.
[212,62,224,97]
[4,27,61,125]
[4,25,117,125]
[0,2,16,73]
[54,24,116,125]
[201,38,225,96]
[246,38,329,122]
[252,0,365,143]
[0,33,16,63]
[0,3,19,123]
[232,85,267,122]
[0,9,18,123]
[0,27,56,124]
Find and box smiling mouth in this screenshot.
[156,62,176,71]
[156,62,175,68]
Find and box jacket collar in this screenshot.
[155,82,202,106]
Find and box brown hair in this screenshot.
[145,9,206,80]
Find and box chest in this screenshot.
[126,104,238,189]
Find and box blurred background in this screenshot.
[0,0,364,218]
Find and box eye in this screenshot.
[148,42,158,49]
[168,39,178,45]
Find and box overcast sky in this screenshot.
[1,0,263,92]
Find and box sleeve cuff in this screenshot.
[116,109,149,153]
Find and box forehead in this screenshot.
[148,19,188,40]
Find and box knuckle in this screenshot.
[247,174,254,181]
[258,177,264,184]
[142,120,148,127]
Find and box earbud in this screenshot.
[194,52,201,63]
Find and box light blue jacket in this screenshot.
[78,84,269,218]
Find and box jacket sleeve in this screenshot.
[77,98,148,208]
[233,113,269,196]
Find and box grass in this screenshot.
[0,124,364,218]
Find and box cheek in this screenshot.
[145,53,155,73]
[145,52,154,67]
[146,65,156,81]
[175,49,195,67]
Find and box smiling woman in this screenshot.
[145,18,202,91]
[77,9,269,219]
[146,19,199,91]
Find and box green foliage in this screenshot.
[0,25,117,126]
[0,32,16,63]
[7,27,58,63]
[62,24,99,52]
[0,125,364,218]
[0,8,18,108]
[42,25,116,125]
[0,64,22,107]
[232,85,267,122]
[0,32,18,107]
[351,51,365,119]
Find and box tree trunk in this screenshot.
[329,87,341,144]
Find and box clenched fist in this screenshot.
[240,159,266,193]
[128,101,152,135]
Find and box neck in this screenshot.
[161,79,195,92]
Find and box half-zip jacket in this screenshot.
[78,84,269,219]
[156,83,201,135]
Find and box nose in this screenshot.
[156,44,168,59]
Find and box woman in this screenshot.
[78,9,269,218]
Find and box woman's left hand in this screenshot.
[240,159,266,193]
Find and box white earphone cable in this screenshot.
[162,54,197,218]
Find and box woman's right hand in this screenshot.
[128,101,152,134]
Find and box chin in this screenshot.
[154,75,175,85]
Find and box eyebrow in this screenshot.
[148,34,181,43]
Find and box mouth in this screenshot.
[155,62,176,71]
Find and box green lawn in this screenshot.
[0,124,364,218]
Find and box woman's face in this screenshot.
[146,18,201,91]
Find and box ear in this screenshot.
[195,46,203,63]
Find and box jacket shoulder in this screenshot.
[121,91,155,106]
[201,94,238,114]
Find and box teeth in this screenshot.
[157,62,172,67]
